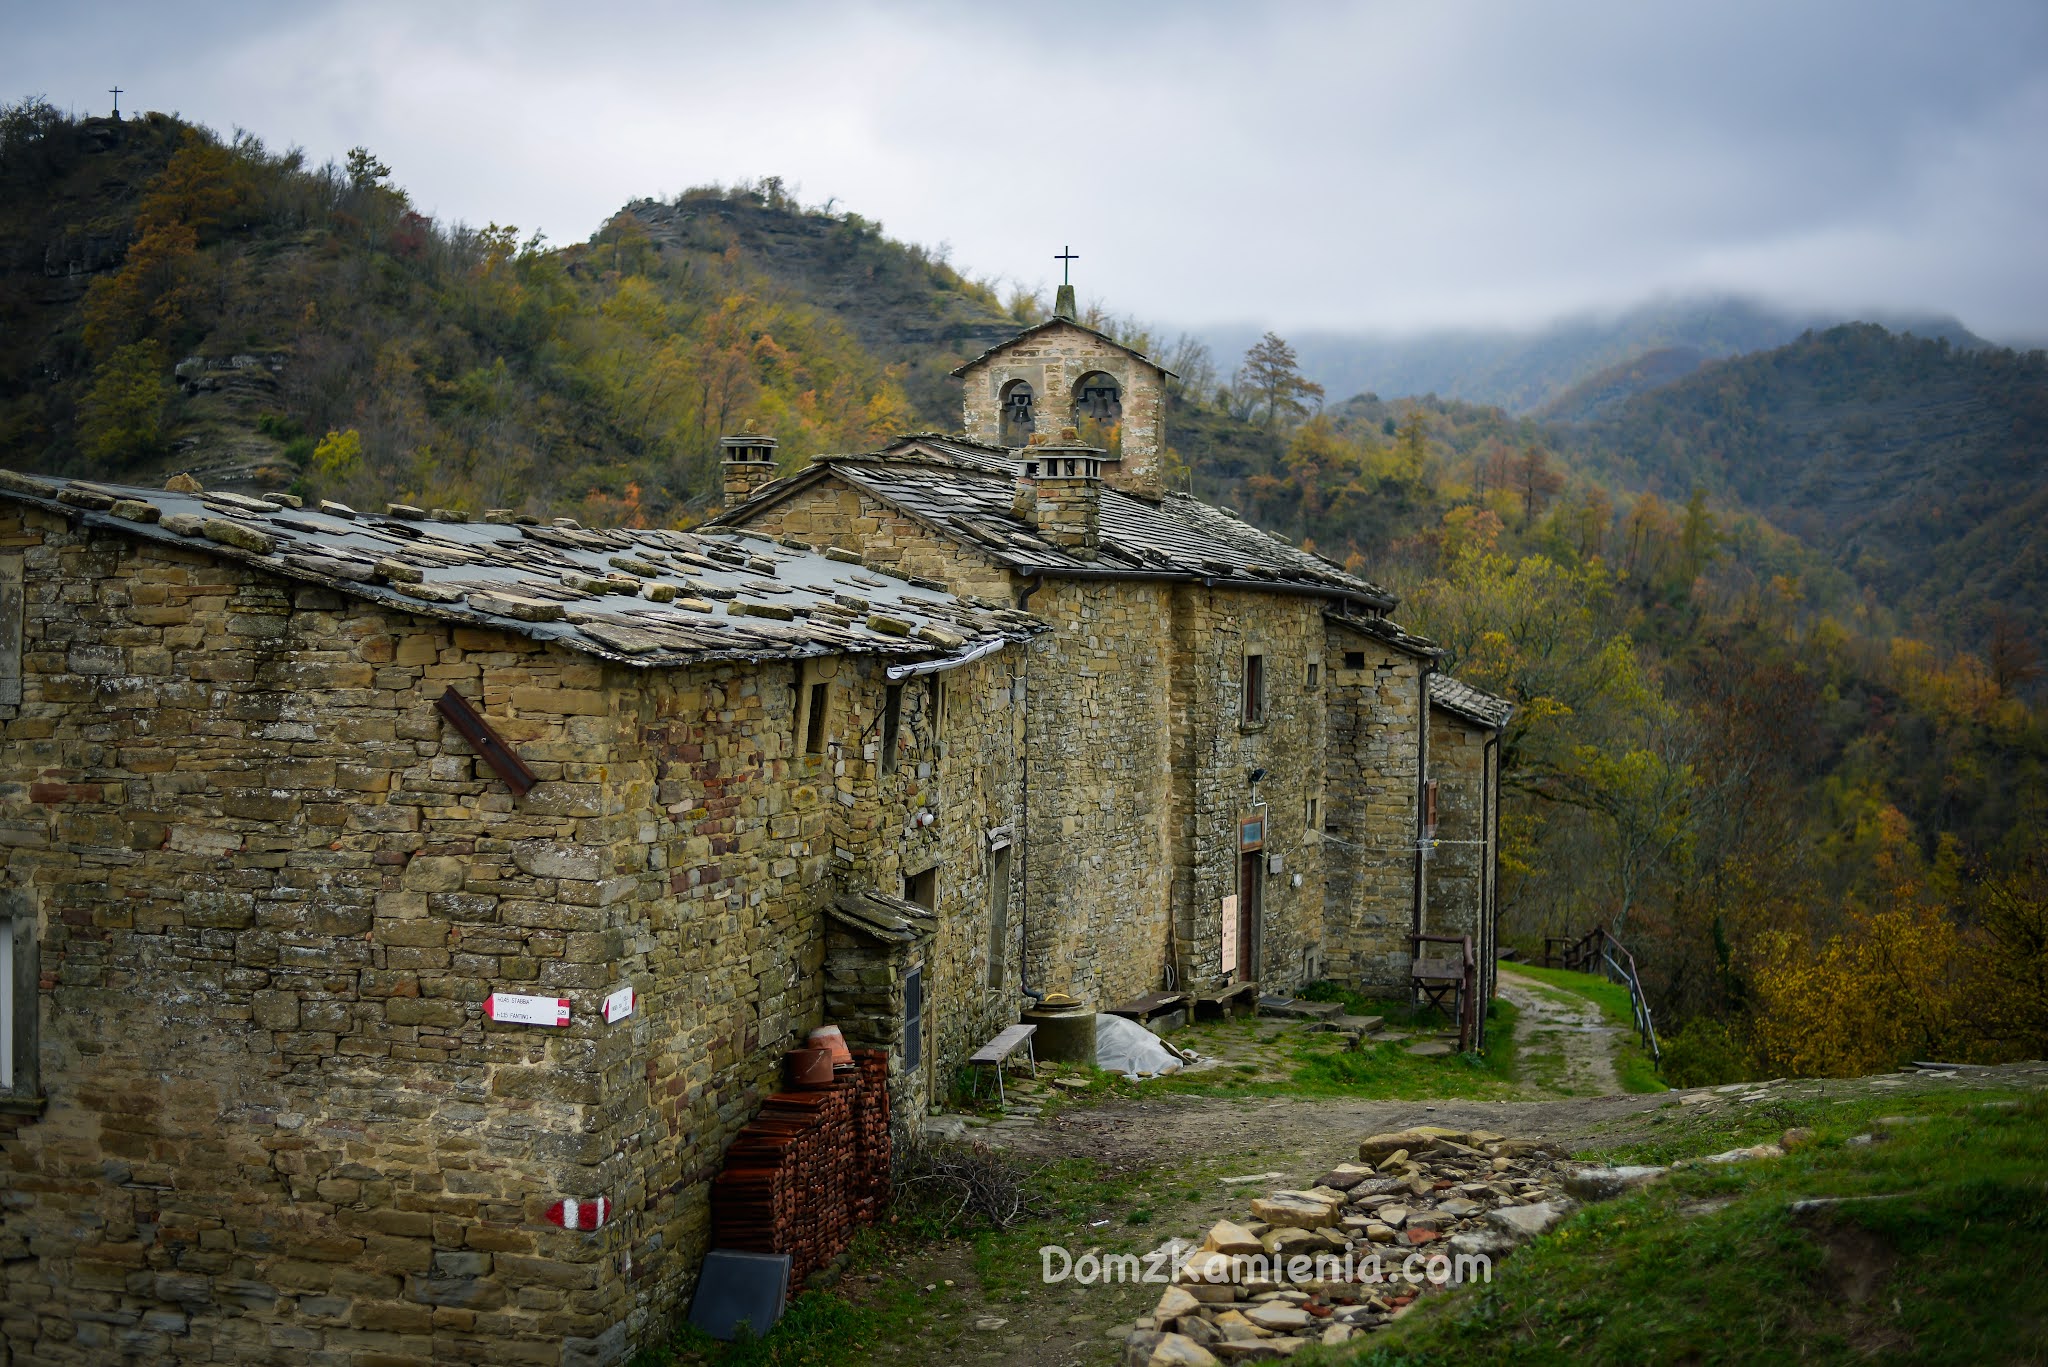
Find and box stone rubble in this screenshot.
[1123,1127,1585,1364]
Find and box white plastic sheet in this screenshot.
[1093,1013,1185,1079]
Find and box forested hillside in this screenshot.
[0,102,1010,524]
[1557,324,2048,650]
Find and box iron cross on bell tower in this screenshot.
[1053,245,1079,320]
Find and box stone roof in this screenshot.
[1429,673,1515,729]
[1324,609,1442,661]
[828,890,937,944]
[0,470,1042,670]
[947,317,1179,379]
[717,453,1398,611]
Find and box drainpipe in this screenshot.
[1411,661,1435,954]
[1014,573,1043,1004]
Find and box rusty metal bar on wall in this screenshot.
[434,686,537,797]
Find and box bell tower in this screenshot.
[950,247,1175,500]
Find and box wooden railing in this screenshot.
[1541,926,1660,1063]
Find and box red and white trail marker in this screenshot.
[484,992,571,1027]
[545,1196,611,1231]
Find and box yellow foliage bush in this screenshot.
[1744,897,1962,1077]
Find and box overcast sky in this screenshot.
[7,0,2046,340]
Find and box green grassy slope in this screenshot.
[1315,1090,2048,1367]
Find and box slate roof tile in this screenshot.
[717,447,1398,609]
[1429,673,1515,728]
[0,472,1039,670]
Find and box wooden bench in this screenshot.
[1107,991,1189,1031]
[1191,980,1260,1022]
[968,1023,1037,1104]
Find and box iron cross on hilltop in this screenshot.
[109,87,123,117]
[1055,245,1078,285]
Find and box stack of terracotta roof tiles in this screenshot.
[709,1050,892,1285]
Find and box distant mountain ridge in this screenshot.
[1557,323,2048,645]
[1194,295,1992,415]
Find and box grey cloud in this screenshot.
[4,0,2043,338]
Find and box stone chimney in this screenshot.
[1016,429,1102,560]
[720,434,780,510]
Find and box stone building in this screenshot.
[714,299,1512,1019]
[0,472,1035,1365]
[0,300,1511,1367]
[1424,675,1512,1009]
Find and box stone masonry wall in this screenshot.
[1170,587,1327,994]
[1324,624,1427,997]
[0,506,1027,1366]
[735,481,1014,601]
[1426,708,1497,1004]
[814,651,1025,1125]
[958,323,1166,497]
[0,508,652,1367]
[1017,578,1175,1011]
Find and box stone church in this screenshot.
[0,291,1506,1366]
[714,288,1509,1018]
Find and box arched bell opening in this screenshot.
[999,379,1036,447]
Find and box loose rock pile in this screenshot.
[1123,1126,1584,1364]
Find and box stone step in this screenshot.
[1258,996,1345,1021]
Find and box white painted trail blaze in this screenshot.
[485,992,571,1027]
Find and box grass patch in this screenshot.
[636,1152,1169,1366]
[1304,1090,2048,1366]
[1142,998,1523,1102]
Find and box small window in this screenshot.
[987,845,1012,990]
[804,680,830,755]
[1343,651,1365,670]
[929,676,946,739]
[1306,660,1320,690]
[1306,795,1319,828]
[903,966,923,1074]
[1243,653,1265,725]
[1424,779,1439,837]
[904,866,936,910]
[881,683,903,773]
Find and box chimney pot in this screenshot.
[1016,437,1103,561]
[719,434,780,511]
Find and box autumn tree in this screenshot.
[1512,443,1564,526]
[78,340,171,465]
[1236,332,1324,432]
[345,146,392,190]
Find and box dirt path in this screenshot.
[1497,966,1621,1096]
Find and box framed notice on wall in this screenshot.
[1220,894,1239,972]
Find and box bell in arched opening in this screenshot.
[999,380,1036,447]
